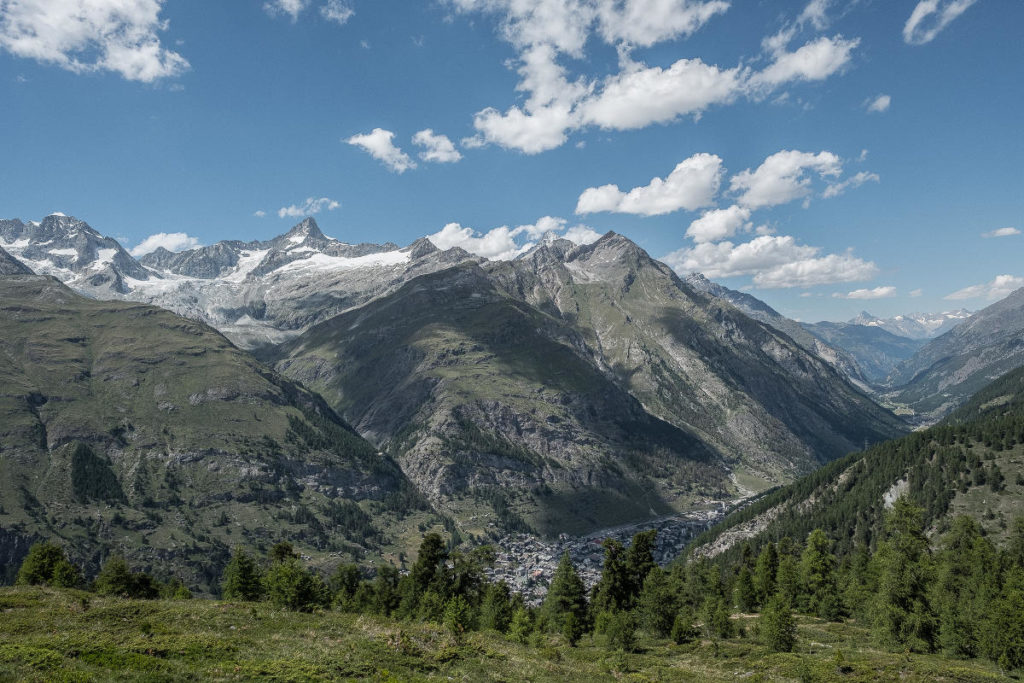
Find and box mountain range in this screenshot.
[850,309,972,340]
[0,214,913,558]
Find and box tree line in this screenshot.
[13,498,1024,671]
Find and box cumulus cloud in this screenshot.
[0,0,188,82]
[822,170,880,198]
[320,0,354,24]
[685,205,751,243]
[946,275,1024,301]
[412,129,463,163]
[575,153,722,216]
[449,1,861,154]
[579,58,743,130]
[254,210,267,218]
[730,150,842,209]
[662,234,878,288]
[903,0,977,45]
[277,197,340,219]
[130,232,202,257]
[865,94,891,113]
[562,224,603,244]
[427,223,531,260]
[748,35,859,90]
[982,227,1020,238]
[264,0,308,21]
[346,128,417,172]
[426,215,601,259]
[833,286,896,299]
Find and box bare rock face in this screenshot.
[0,245,33,275]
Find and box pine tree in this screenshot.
[636,567,676,636]
[752,543,778,608]
[702,596,733,639]
[776,554,800,607]
[221,547,263,601]
[592,539,630,614]
[263,557,329,612]
[734,566,757,613]
[540,552,589,635]
[443,594,476,636]
[509,606,535,643]
[981,567,1024,671]
[760,593,797,653]
[624,530,657,601]
[671,605,698,644]
[871,497,936,652]
[479,581,514,633]
[16,542,80,588]
[800,529,840,619]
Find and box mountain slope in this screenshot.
[689,367,1024,562]
[885,288,1024,422]
[800,321,925,383]
[488,234,905,474]
[273,262,726,536]
[0,246,32,275]
[0,276,419,589]
[686,273,869,386]
[273,233,905,536]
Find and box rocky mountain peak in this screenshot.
[281,217,326,244]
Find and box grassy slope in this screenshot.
[0,587,1008,682]
[0,276,420,589]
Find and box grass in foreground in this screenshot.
[0,587,1013,682]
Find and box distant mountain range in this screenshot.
[850,309,972,340]
[883,287,1024,422]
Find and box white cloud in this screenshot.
[822,170,880,198]
[575,153,722,216]
[910,288,923,297]
[562,224,603,244]
[685,205,751,243]
[346,128,417,172]
[903,0,977,45]
[945,275,1024,301]
[864,94,891,113]
[833,286,896,299]
[730,150,842,209]
[321,0,354,24]
[748,35,859,90]
[130,232,202,257]
[277,197,340,219]
[579,58,743,130]
[594,0,730,48]
[265,0,308,21]
[426,215,602,258]
[450,2,860,154]
[0,0,188,82]
[797,0,831,31]
[982,227,1020,238]
[662,234,877,288]
[427,223,532,261]
[254,210,267,218]
[412,129,463,163]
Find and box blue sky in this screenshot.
[0,0,1021,321]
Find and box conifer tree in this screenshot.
[871,497,936,652]
[592,539,630,616]
[16,542,80,588]
[479,581,514,633]
[752,542,778,608]
[800,529,840,619]
[671,605,698,644]
[636,567,676,636]
[540,552,589,635]
[624,530,658,601]
[221,547,263,601]
[733,566,757,613]
[760,593,797,653]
